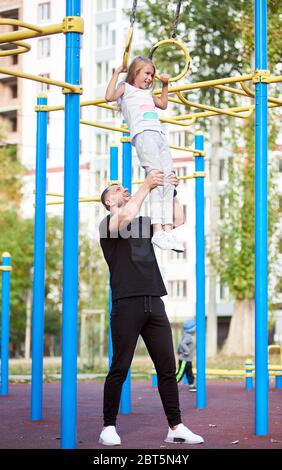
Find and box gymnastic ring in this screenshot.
[122,28,133,69]
[0,40,31,57]
[149,38,190,82]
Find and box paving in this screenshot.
[0,380,281,449]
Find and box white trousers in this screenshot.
[134,130,174,225]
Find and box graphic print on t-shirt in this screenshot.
[139,104,158,120]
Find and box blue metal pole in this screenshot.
[195,133,206,408]
[1,253,11,395]
[108,143,119,365]
[254,0,268,436]
[31,95,48,419]
[61,0,81,449]
[120,132,132,414]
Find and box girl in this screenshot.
[105,56,183,252]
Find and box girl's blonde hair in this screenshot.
[125,56,156,87]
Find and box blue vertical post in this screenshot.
[31,94,48,419]
[254,0,268,436]
[108,143,119,365]
[195,133,206,408]
[1,253,11,395]
[61,0,81,449]
[120,131,132,414]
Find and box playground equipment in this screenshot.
[0,253,12,396]
[0,0,281,449]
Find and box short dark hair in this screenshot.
[100,184,118,211]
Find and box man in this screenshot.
[98,170,204,446]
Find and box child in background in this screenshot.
[176,320,196,391]
[105,56,184,252]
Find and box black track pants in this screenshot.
[103,296,182,428]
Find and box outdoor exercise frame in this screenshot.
[0,0,280,448]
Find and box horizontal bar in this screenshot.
[0,67,78,91]
[0,22,63,44]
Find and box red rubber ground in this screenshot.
[0,380,281,449]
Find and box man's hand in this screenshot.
[144,170,164,190]
[168,171,179,187]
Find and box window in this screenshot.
[39,73,50,92]
[168,244,187,261]
[12,54,18,65]
[276,277,282,295]
[279,159,282,172]
[168,280,187,298]
[219,159,225,180]
[10,82,17,98]
[219,195,225,219]
[175,166,187,184]
[11,116,17,132]
[38,2,51,22]
[38,38,50,58]
[96,25,102,48]
[111,29,116,45]
[96,63,102,84]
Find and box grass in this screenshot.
[7,352,281,383]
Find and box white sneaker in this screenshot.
[170,233,185,253]
[165,423,204,444]
[152,231,172,250]
[99,426,121,446]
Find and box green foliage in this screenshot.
[134,0,281,303]
[209,117,280,300]
[0,144,108,355]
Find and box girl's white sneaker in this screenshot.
[165,423,204,444]
[99,426,121,446]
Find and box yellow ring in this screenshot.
[122,28,133,69]
[0,40,31,57]
[149,38,190,82]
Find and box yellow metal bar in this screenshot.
[0,266,12,272]
[0,66,79,92]
[0,22,64,43]
[80,119,129,133]
[160,116,196,126]
[46,192,64,197]
[240,81,282,106]
[0,18,43,33]
[268,75,282,83]
[42,98,113,112]
[153,73,254,95]
[107,180,121,185]
[176,91,254,118]
[214,84,249,97]
[170,145,206,156]
[0,40,31,57]
[46,196,100,206]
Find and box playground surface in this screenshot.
[0,379,281,450]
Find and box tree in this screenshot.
[133,0,282,355]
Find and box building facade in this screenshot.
[1,0,281,346]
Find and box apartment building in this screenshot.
[1,0,281,343]
[0,0,23,150]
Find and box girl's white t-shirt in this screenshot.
[118,82,163,144]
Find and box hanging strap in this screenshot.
[171,0,183,39]
[130,0,138,27]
